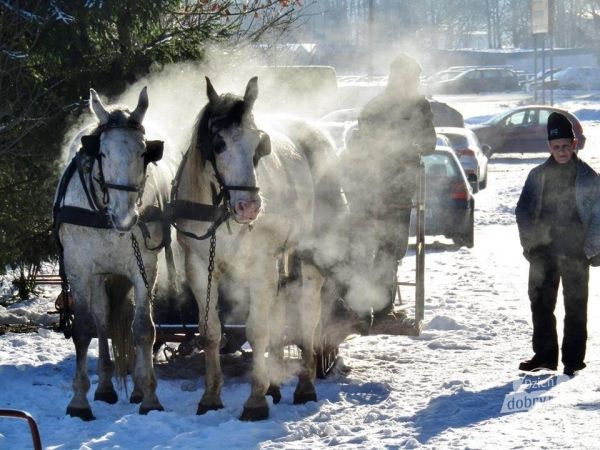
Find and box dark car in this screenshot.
[470,106,586,155]
[430,100,464,127]
[411,146,475,248]
[429,67,520,94]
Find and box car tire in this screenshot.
[479,173,487,190]
[452,204,474,248]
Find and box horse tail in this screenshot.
[106,275,135,389]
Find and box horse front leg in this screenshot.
[90,275,118,405]
[131,253,164,414]
[267,253,300,405]
[185,253,224,414]
[66,275,96,421]
[294,262,324,405]
[266,294,286,405]
[241,266,278,421]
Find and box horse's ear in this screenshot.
[206,77,219,105]
[244,76,258,110]
[130,86,149,124]
[89,89,110,125]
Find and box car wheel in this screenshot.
[479,173,487,190]
[452,204,474,248]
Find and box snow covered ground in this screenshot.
[3,90,600,449]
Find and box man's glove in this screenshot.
[589,254,600,267]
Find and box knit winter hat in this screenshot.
[389,53,422,79]
[547,112,575,141]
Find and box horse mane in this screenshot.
[191,93,249,165]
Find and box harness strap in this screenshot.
[169,149,231,241]
[138,205,171,251]
[171,209,231,241]
[97,181,141,193]
[168,199,229,223]
[56,206,113,229]
[222,185,260,193]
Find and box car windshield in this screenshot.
[424,153,460,178]
[441,133,469,149]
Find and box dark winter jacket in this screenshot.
[357,90,436,163]
[341,90,436,216]
[516,154,600,259]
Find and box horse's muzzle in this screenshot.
[110,212,139,232]
[233,199,261,224]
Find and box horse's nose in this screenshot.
[233,199,261,222]
[110,211,139,232]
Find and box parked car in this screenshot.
[410,146,475,248]
[319,100,463,151]
[430,100,464,127]
[470,106,586,155]
[538,66,600,90]
[523,68,562,92]
[435,127,489,192]
[429,67,520,94]
[424,68,466,93]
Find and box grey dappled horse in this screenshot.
[172,77,328,420]
[54,88,170,420]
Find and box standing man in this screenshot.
[341,53,436,331]
[516,111,600,376]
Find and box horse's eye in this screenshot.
[213,136,226,154]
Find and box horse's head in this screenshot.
[197,77,271,224]
[86,87,163,231]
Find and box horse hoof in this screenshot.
[139,404,164,415]
[239,405,269,421]
[293,391,317,405]
[94,390,118,404]
[266,385,282,404]
[66,406,95,421]
[196,402,224,415]
[130,392,143,404]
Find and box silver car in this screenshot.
[435,127,490,193]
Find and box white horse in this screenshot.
[53,87,171,420]
[172,77,327,420]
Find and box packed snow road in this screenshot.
[2,94,600,449]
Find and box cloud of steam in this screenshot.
[58,43,431,354]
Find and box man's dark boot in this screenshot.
[563,362,586,377]
[518,356,557,372]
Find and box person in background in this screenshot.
[516,111,600,376]
[341,53,436,333]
